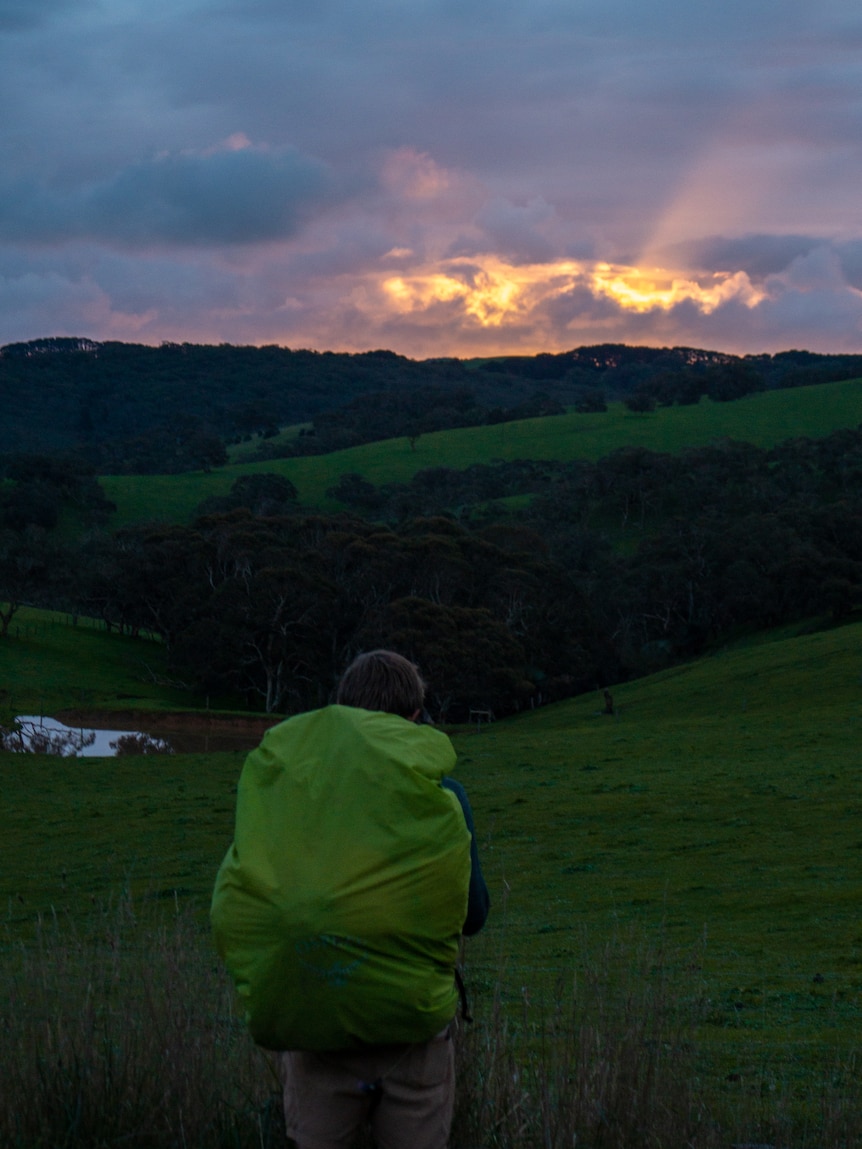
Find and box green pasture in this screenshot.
[0,607,256,720]
[227,422,310,463]
[4,617,862,1095]
[461,622,862,1068]
[0,608,195,715]
[102,377,862,526]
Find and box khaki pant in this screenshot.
[281,1027,455,1149]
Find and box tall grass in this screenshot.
[1,897,283,1148]
[5,901,862,1148]
[453,933,714,1149]
[454,941,862,1149]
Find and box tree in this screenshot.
[326,473,383,513]
[370,596,532,720]
[697,361,762,403]
[624,390,657,414]
[107,524,209,644]
[196,472,299,518]
[573,388,607,413]
[0,528,59,636]
[0,481,60,531]
[172,558,339,713]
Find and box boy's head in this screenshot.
[336,650,426,719]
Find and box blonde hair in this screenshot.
[336,650,426,718]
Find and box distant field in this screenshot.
[0,608,180,715]
[4,617,862,1090]
[102,377,862,526]
[0,607,247,716]
[227,422,309,463]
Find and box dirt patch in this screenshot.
[55,709,278,737]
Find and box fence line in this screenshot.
[3,605,161,643]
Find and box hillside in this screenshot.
[466,618,862,986]
[2,369,861,725]
[101,376,862,525]
[0,606,218,716]
[3,337,862,471]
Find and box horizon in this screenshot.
[2,334,858,364]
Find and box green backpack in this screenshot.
[211,705,471,1051]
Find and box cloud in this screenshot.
[657,234,826,281]
[3,0,862,354]
[0,141,339,248]
[836,240,862,290]
[468,197,556,264]
[4,239,862,357]
[274,246,862,357]
[381,149,451,201]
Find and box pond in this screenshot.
[6,714,272,757]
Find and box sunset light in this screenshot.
[380,256,765,330]
[590,265,767,314]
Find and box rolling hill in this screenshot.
[101,376,862,527]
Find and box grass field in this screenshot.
[463,621,862,1074]
[4,617,862,1106]
[0,607,203,716]
[101,377,862,526]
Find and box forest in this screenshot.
[2,420,861,720]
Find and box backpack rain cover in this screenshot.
[211,705,471,1051]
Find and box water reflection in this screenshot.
[5,715,265,757]
[7,717,171,757]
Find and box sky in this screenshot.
[3,0,862,358]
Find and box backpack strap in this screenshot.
[454,966,473,1023]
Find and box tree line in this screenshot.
[4,338,862,474]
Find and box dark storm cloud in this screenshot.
[658,235,826,281]
[835,241,862,290]
[0,145,338,247]
[658,233,862,297]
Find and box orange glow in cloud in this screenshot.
[379,255,765,329]
[590,263,765,313]
[384,260,528,325]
